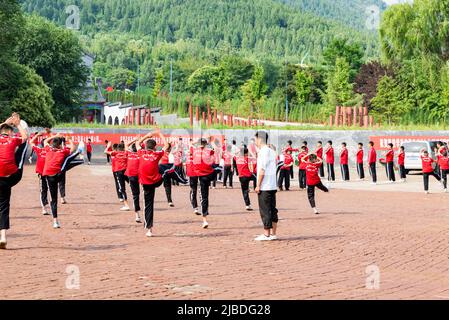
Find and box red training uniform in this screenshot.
[138,149,164,185]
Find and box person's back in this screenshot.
[257,145,276,191]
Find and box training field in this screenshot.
[2,163,449,300]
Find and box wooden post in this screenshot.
[207,106,212,126]
[329,114,333,127]
[220,111,224,125]
[353,106,357,127]
[335,106,340,126]
[195,106,199,122]
[189,103,193,127]
[358,106,363,126]
[363,115,369,127]
[369,115,374,127]
[342,107,347,127]
[202,111,206,125]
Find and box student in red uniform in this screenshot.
[124,137,142,223]
[193,138,219,229]
[368,141,377,184]
[438,149,449,192]
[302,152,329,214]
[398,146,406,182]
[283,140,298,180]
[86,139,93,165]
[222,145,233,188]
[297,146,308,189]
[420,149,441,194]
[302,141,309,153]
[30,132,50,215]
[43,134,78,229]
[384,143,396,182]
[136,130,169,237]
[278,149,293,191]
[186,144,200,215]
[324,140,335,182]
[315,141,325,178]
[105,142,130,211]
[236,146,254,211]
[0,113,28,248]
[340,142,350,181]
[356,143,365,180]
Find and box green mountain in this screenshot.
[19,0,381,61]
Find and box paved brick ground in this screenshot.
[2,164,449,299]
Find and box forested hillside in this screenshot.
[20,0,379,61]
[278,0,386,29]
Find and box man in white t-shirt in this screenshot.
[254,131,278,241]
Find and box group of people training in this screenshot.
[1,111,449,247]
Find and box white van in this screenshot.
[401,141,442,173]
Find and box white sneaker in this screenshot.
[194,208,201,216]
[28,157,32,164]
[270,235,278,240]
[120,206,130,211]
[202,221,209,229]
[246,205,253,211]
[325,183,331,190]
[168,202,174,207]
[61,198,67,204]
[254,234,273,241]
[42,208,50,215]
[135,217,142,223]
[145,230,153,237]
[313,207,320,215]
[371,182,377,185]
[119,199,124,203]
[425,191,430,194]
[53,221,60,229]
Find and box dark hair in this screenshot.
[199,138,207,146]
[442,149,447,157]
[241,145,248,156]
[105,140,109,144]
[0,123,14,133]
[131,144,137,152]
[309,154,317,161]
[423,150,429,156]
[287,140,292,145]
[400,146,404,151]
[255,131,268,144]
[117,143,125,151]
[301,146,307,151]
[302,141,308,146]
[342,142,347,147]
[317,141,322,145]
[146,139,157,150]
[88,139,91,142]
[358,142,363,147]
[388,143,393,148]
[52,137,63,148]
[166,142,172,152]
[369,141,374,146]
[327,140,332,145]
[232,140,236,145]
[112,143,119,151]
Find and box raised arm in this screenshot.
[30,132,44,146]
[125,136,140,151]
[43,133,61,147]
[104,140,113,154]
[11,113,28,143]
[66,136,77,154]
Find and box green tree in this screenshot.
[10,65,55,127]
[322,38,364,80]
[153,69,164,98]
[371,75,405,125]
[106,67,137,89]
[241,65,268,116]
[16,15,88,122]
[295,68,314,105]
[324,57,354,108]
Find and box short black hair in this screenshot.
[232,140,236,145]
[309,154,317,161]
[302,141,308,146]
[112,143,119,151]
[342,142,347,147]
[0,123,14,133]
[327,140,332,145]
[52,137,63,148]
[317,141,322,145]
[287,140,292,145]
[241,145,248,156]
[369,141,374,146]
[146,139,157,150]
[388,143,393,148]
[255,131,268,144]
[117,143,125,151]
[400,146,404,150]
[358,142,363,146]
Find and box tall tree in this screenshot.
[324,57,354,108]
[16,15,88,122]
[241,65,268,117]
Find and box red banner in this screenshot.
[47,132,224,146]
[369,135,449,150]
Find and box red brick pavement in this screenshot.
[1,165,449,299]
